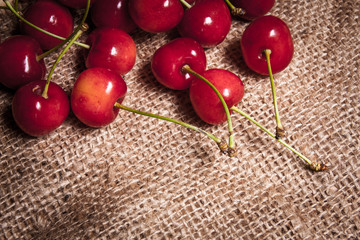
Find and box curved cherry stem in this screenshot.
[4,0,90,49]
[264,49,285,139]
[115,103,228,153]
[179,0,192,9]
[182,65,236,156]
[231,106,328,171]
[42,24,88,99]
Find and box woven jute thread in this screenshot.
[1,0,360,239]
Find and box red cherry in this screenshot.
[20,0,74,50]
[85,27,137,76]
[240,15,294,75]
[12,80,69,136]
[91,0,137,33]
[189,69,244,125]
[177,0,231,48]
[0,35,46,90]
[231,0,275,20]
[128,0,183,33]
[56,0,96,9]
[151,38,207,90]
[71,67,127,128]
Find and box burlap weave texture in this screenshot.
[0,0,359,239]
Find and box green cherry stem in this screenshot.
[230,106,328,171]
[42,24,88,99]
[115,103,228,152]
[182,65,236,156]
[4,0,90,49]
[178,0,192,9]
[36,0,91,61]
[264,49,285,139]
[12,0,19,11]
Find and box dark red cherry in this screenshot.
[91,0,137,33]
[0,35,46,90]
[177,0,231,48]
[71,67,127,128]
[240,15,294,75]
[231,0,275,20]
[56,0,96,9]
[189,69,244,125]
[128,0,183,33]
[12,80,69,136]
[85,27,136,76]
[20,0,74,50]
[151,38,207,90]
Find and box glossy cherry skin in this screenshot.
[151,38,207,90]
[240,15,294,75]
[91,0,137,33]
[12,80,70,137]
[231,0,275,20]
[85,27,136,76]
[20,0,74,50]
[128,0,183,33]
[189,69,244,125]
[71,68,127,128]
[56,0,96,9]
[0,35,46,90]
[177,0,231,48]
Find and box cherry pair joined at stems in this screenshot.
[0,0,92,90]
[183,65,327,171]
[183,65,326,171]
[150,35,325,170]
[10,0,91,136]
[12,23,88,137]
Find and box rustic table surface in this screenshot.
[1,0,359,239]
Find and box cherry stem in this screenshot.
[114,103,228,153]
[223,0,245,17]
[4,0,90,49]
[264,49,285,139]
[182,65,236,156]
[41,24,87,99]
[179,0,192,9]
[35,0,91,61]
[14,0,18,11]
[231,106,328,171]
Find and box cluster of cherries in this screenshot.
[0,0,327,171]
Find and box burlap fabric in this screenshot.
[1,0,359,239]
